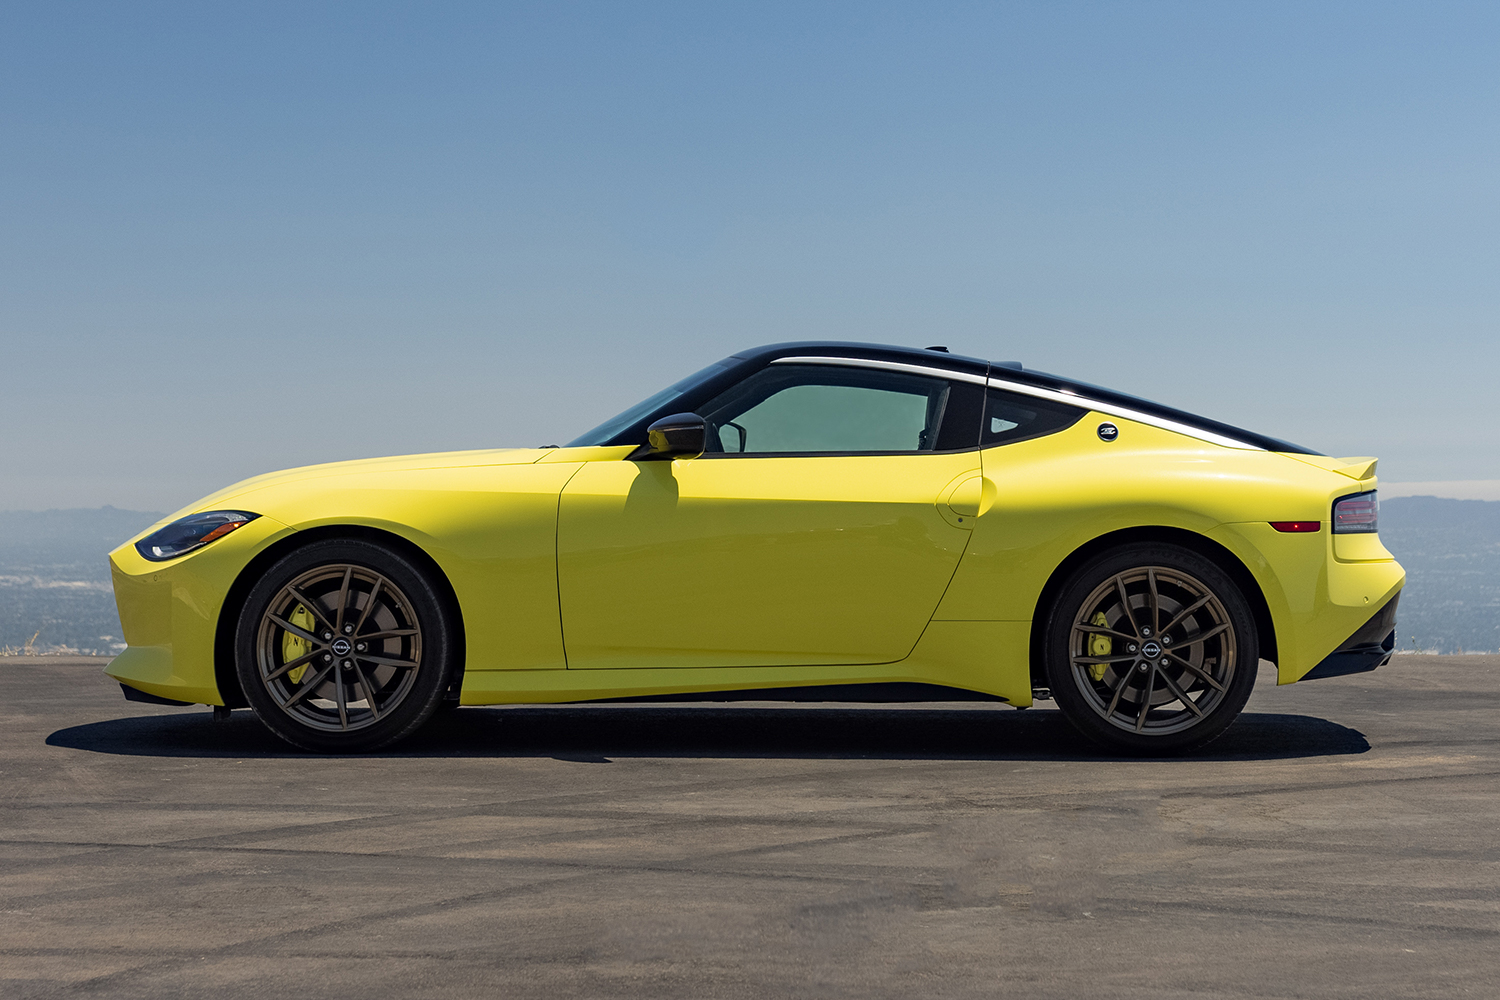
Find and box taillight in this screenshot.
[1332,491,1378,534]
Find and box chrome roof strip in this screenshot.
[772,355,1264,451]
[983,377,1263,450]
[770,355,988,386]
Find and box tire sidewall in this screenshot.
[234,538,455,753]
[1044,543,1259,754]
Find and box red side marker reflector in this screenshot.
[1270,521,1321,533]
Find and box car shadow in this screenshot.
[47,704,1370,761]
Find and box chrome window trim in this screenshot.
[981,378,1262,451]
[769,355,988,385]
[770,355,1264,451]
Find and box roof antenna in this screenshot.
[925,345,950,353]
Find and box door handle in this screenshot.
[938,475,995,528]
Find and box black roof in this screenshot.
[731,341,995,379]
[729,341,1319,455]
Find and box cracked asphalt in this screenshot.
[2,654,1498,999]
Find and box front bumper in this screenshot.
[1299,594,1398,681]
[119,681,193,707]
[105,514,293,706]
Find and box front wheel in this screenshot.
[1043,543,1259,754]
[234,538,457,753]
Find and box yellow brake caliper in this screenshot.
[1087,611,1112,682]
[281,604,315,684]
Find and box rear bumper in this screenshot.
[1299,594,1398,681]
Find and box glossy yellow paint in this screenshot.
[941,419,1317,621]
[927,415,1403,685]
[108,513,291,704]
[1283,452,1378,481]
[943,474,996,518]
[1333,533,1396,562]
[458,620,1035,705]
[557,451,980,669]
[106,411,1403,708]
[108,450,576,703]
[1213,520,1402,683]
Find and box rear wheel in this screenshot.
[234,538,457,753]
[1043,543,1258,754]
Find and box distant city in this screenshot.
[0,496,1495,656]
[0,506,160,655]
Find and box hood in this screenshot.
[150,447,548,529]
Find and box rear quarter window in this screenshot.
[982,388,1085,447]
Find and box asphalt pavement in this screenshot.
[2,653,1498,999]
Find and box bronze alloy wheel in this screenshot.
[1045,543,1259,753]
[235,538,455,752]
[254,563,423,732]
[1068,566,1236,735]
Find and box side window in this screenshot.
[981,388,1085,447]
[699,365,955,455]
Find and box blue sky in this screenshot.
[3,2,1498,510]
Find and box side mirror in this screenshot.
[637,412,706,460]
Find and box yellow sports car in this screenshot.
[107,342,1403,753]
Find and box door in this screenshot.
[556,363,983,669]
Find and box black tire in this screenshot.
[1043,543,1258,754]
[234,538,457,753]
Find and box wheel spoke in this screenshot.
[1071,622,1139,643]
[353,576,385,635]
[1175,622,1230,647]
[356,628,420,642]
[358,653,419,670]
[1157,667,1205,718]
[1161,594,1212,635]
[354,664,382,721]
[1165,651,1227,692]
[1147,569,1160,633]
[286,586,336,633]
[264,648,322,682]
[1104,668,1133,717]
[1135,662,1157,732]
[333,566,352,632]
[268,614,322,645]
[282,665,334,707]
[1074,653,1140,665]
[1113,575,1139,636]
[334,663,348,730]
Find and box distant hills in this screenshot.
[0,497,1495,655]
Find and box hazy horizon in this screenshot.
[5,2,1499,511]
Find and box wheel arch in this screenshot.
[213,525,467,709]
[1026,525,1278,687]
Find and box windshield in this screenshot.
[566,361,732,447]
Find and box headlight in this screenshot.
[135,510,260,562]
